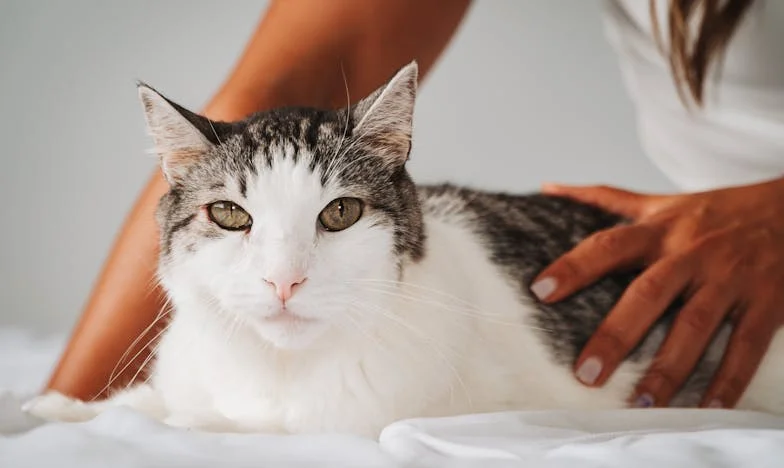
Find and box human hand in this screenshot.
[531,177,784,409]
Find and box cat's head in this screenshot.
[138,62,424,349]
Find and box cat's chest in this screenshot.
[155,294,496,434]
[204,346,446,435]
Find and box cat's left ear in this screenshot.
[137,84,226,185]
[351,61,418,168]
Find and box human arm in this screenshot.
[531,176,784,408]
[45,0,472,401]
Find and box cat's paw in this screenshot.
[22,392,100,423]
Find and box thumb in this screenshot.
[542,183,653,218]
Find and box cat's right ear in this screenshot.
[137,83,219,185]
[350,61,418,168]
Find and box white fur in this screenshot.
[25,63,784,437]
[25,157,784,436]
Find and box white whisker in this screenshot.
[106,293,172,389]
[348,296,470,409]
[323,61,353,181]
[349,283,549,332]
[94,315,172,401]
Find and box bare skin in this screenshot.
[534,177,784,409]
[47,0,784,410]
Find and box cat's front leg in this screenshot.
[22,384,167,424]
[22,391,102,423]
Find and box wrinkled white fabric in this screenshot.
[2,328,784,468]
[380,410,784,468]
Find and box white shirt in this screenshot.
[603,0,784,192]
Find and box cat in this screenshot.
[24,62,784,438]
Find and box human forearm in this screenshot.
[205,0,472,119]
[45,171,169,400]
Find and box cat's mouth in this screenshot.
[262,309,317,325]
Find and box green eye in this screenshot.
[207,201,252,231]
[318,197,363,232]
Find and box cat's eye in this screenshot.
[207,201,252,231]
[319,197,363,232]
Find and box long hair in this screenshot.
[652,0,755,106]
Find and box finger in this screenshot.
[573,253,695,387]
[700,299,778,409]
[531,224,656,303]
[630,285,735,408]
[541,184,653,218]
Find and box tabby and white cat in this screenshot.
[25,62,784,437]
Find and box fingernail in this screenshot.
[708,398,723,409]
[531,277,557,301]
[575,356,602,385]
[634,393,655,408]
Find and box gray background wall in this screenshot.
[0,0,673,334]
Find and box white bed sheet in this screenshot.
[2,327,783,468]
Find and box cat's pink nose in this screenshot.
[264,275,307,302]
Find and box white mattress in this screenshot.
[2,327,783,468]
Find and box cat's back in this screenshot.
[415,184,675,367]
[417,182,634,364]
[416,183,625,288]
[416,183,784,413]
[418,183,624,262]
